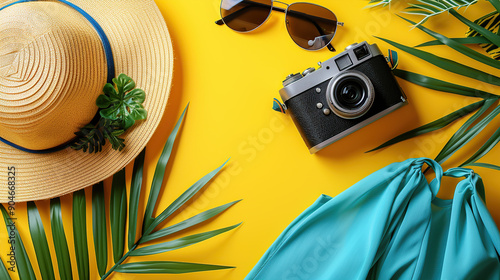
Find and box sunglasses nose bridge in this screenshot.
[273,0,289,7]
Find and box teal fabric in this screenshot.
[245,158,500,280]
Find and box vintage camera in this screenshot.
[279,41,407,153]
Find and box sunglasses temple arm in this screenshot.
[215,1,286,25]
[327,43,335,52]
[291,12,336,51]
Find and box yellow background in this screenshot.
[2,0,500,279]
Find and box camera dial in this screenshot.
[302,67,316,76]
[345,43,359,51]
[326,70,375,119]
[283,73,303,87]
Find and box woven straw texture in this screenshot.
[0,0,173,202]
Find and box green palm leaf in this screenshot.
[140,200,241,244]
[110,168,127,263]
[404,0,478,26]
[1,204,35,280]
[8,104,241,280]
[435,99,500,163]
[417,36,492,47]
[115,261,234,274]
[398,16,500,69]
[72,190,89,280]
[0,256,11,280]
[376,36,500,86]
[466,162,500,170]
[466,11,500,60]
[461,125,500,167]
[143,159,230,236]
[143,104,188,232]
[92,182,107,277]
[27,201,55,280]
[450,9,500,47]
[10,226,35,280]
[393,69,497,99]
[131,223,241,256]
[368,100,485,152]
[128,148,146,249]
[487,0,500,13]
[50,198,73,280]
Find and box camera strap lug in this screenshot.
[272,98,287,114]
[385,49,399,70]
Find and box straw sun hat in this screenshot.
[0,0,173,202]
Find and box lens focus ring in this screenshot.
[326,70,375,119]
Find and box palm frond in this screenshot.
[393,69,497,99]
[465,162,500,170]
[1,204,35,280]
[72,190,89,280]
[374,4,500,166]
[417,36,492,47]
[27,202,55,280]
[0,255,11,280]
[50,198,73,280]
[466,11,500,60]
[450,9,500,47]
[114,261,235,274]
[143,104,188,232]
[140,200,241,244]
[110,168,127,263]
[367,99,485,152]
[3,104,241,280]
[92,182,108,277]
[405,0,478,26]
[365,0,394,8]
[128,148,146,249]
[461,125,500,167]
[434,98,500,163]
[398,15,500,69]
[375,36,500,86]
[130,223,241,256]
[142,159,230,237]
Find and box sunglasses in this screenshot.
[216,0,344,51]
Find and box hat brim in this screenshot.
[0,0,173,202]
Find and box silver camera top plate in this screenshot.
[279,41,383,103]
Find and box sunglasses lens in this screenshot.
[286,3,337,50]
[221,0,272,32]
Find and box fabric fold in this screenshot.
[245,158,500,280]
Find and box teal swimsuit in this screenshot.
[246,158,500,280]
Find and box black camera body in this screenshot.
[279,42,407,153]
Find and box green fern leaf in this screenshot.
[71,118,124,153]
[365,0,394,8]
[404,0,478,26]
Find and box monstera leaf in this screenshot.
[1,105,242,280]
[97,74,148,130]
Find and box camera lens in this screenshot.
[327,71,375,119]
[337,78,365,108]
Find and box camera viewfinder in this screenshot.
[335,54,353,71]
[354,45,369,60]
